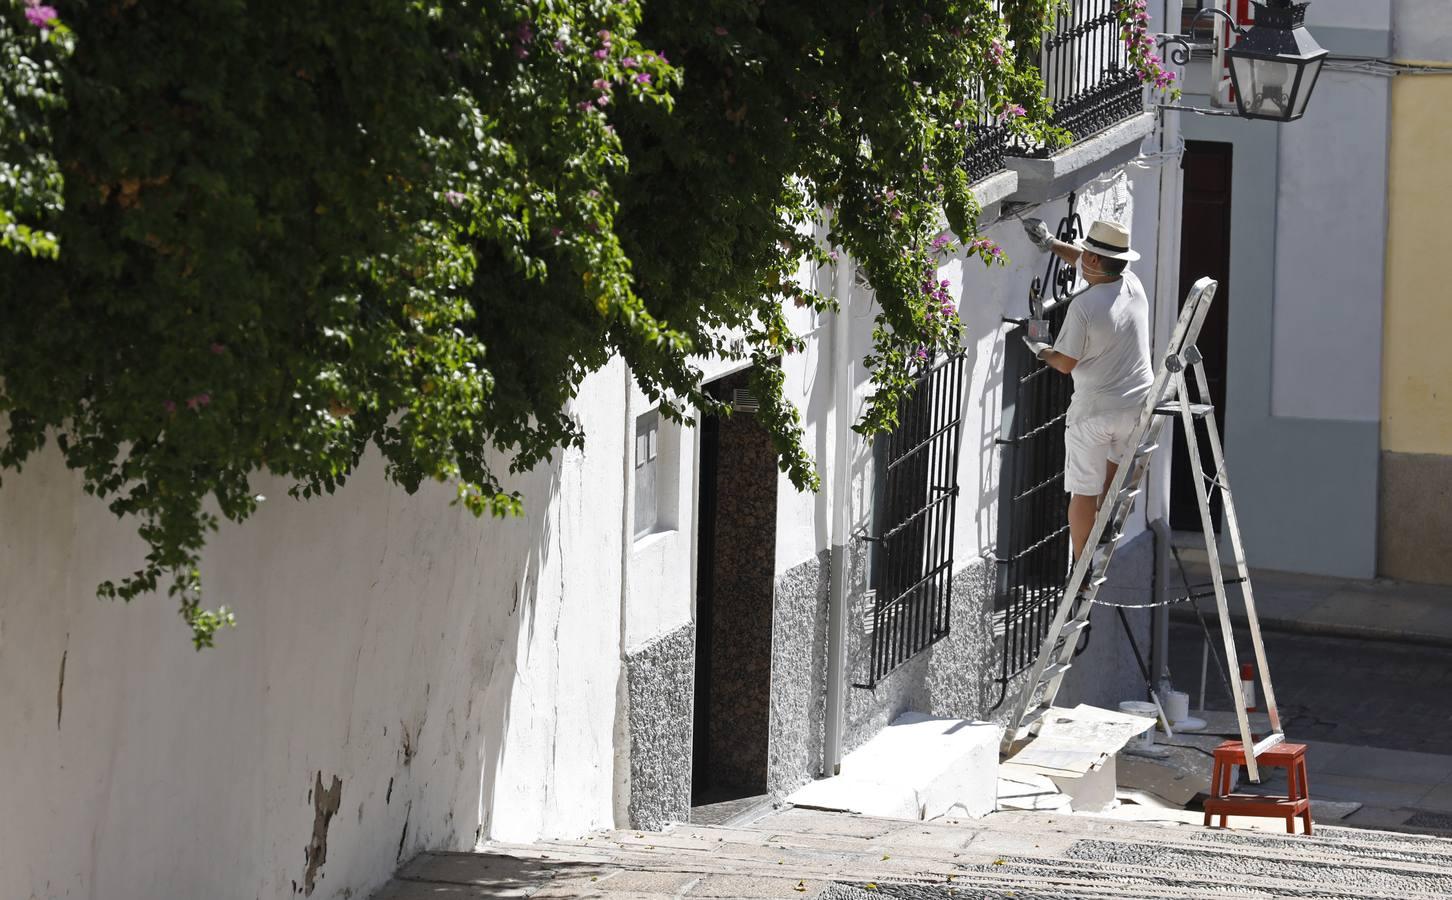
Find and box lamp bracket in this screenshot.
[1156,8,1249,66]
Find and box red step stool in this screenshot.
[1203,740,1313,835]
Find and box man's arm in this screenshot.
[1039,348,1078,374]
[1047,237,1082,268]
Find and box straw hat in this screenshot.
[1075,219,1140,262]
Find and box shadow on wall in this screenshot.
[0,440,579,900]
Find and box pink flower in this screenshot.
[163,400,177,414]
[592,78,610,91]
[516,22,534,44]
[444,190,466,207]
[552,39,565,52]
[622,56,638,68]
[550,227,563,239]
[714,26,728,36]
[596,93,610,106]
[187,393,212,411]
[24,4,57,27]
[634,73,652,85]
[1001,103,1027,120]
[598,30,612,41]
[931,234,951,250]
[657,53,670,65]
[210,342,226,355]
[593,48,609,59]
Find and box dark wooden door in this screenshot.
[1172,141,1233,532]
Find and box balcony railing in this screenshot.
[1023,0,1144,156]
[963,80,1013,185]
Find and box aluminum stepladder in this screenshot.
[1001,276,1285,782]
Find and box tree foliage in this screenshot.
[0,0,1119,645]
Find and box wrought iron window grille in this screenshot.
[993,196,1088,695]
[1014,0,1145,157]
[856,352,969,689]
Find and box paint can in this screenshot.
[1164,689,1191,725]
[1119,700,1159,751]
[1240,662,1258,712]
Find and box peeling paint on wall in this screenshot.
[303,772,342,896]
[395,800,412,863]
[56,635,67,731]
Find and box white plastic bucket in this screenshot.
[1164,690,1191,725]
[1119,700,1159,751]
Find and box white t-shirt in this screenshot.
[1053,271,1153,421]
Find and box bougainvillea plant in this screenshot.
[0,0,1152,647]
[1119,0,1182,100]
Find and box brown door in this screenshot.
[1172,141,1233,532]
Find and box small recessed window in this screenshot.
[634,410,661,538]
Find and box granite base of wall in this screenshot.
[843,555,1001,755]
[767,551,830,796]
[1380,450,1452,585]
[624,623,695,830]
[845,530,1155,751]
[759,531,1156,795]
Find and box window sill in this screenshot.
[632,528,679,554]
[1005,112,1156,205]
[969,168,1020,218]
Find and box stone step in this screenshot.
[376,805,1452,899]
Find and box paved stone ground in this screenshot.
[375,805,1452,899]
[1168,622,1452,753]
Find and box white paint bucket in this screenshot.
[1119,701,1159,751]
[1165,690,1190,725]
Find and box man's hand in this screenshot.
[1022,335,1052,359]
[1024,218,1053,251]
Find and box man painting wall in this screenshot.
[1023,220,1154,566]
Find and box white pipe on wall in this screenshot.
[822,255,855,776]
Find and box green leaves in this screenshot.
[0,0,1069,645]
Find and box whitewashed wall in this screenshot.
[0,361,630,900]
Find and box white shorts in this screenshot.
[1064,407,1141,496]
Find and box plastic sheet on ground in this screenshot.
[1002,704,1155,779]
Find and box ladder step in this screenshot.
[1253,733,1286,757]
[1154,401,1214,418]
[1018,704,1052,732]
[1136,442,1160,456]
[1053,620,1090,652]
[1040,662,1072,682]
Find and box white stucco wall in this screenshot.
[0,363,629,900]
[1270,71,1388,422]
[624,379,698,653]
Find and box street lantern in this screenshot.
[1224,1,1328,122]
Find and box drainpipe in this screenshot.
[1149,0,1183,691]
[822,255,855,776]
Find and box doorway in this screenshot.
[691,368,779,808]
[1172,141,1233,532]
